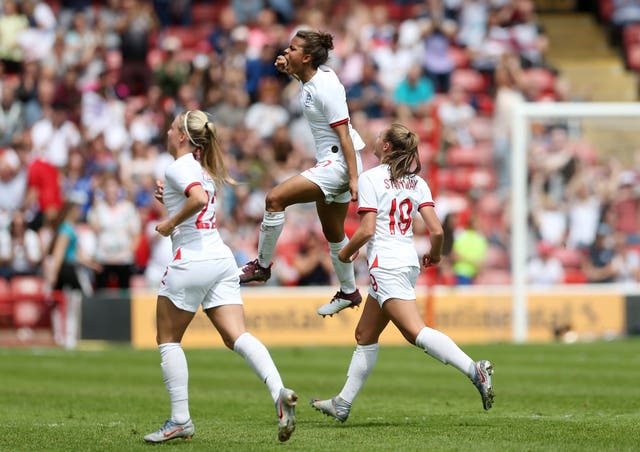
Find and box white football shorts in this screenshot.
[301,154,362,204]
[368,266,420,306]
[158,254,243,312]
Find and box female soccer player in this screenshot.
[311,123,494,422]
[144,110,297,443]
[239,30,365,317]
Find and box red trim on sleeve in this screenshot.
[419,202,435,209]
[330,118,349,128]
[357,207,377,214]
[184,182,201,196]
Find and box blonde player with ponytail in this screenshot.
[144,110,297,444]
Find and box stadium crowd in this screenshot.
[0,0,638,294]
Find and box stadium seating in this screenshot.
[0,278,11,328]
[191,2,225,26]
[0,276,67,331]
[523,67,557,99]
[451,68,487,94]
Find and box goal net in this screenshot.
[510,102,640,342]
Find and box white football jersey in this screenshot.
[162,153,232,260]
[300,65,365,162]
[358,164,434,269]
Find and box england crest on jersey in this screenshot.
[303,91,313,107]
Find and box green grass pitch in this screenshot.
[2,338,639,451]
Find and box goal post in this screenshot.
[510,101,640,343]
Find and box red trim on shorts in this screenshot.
[369,255,379,269]
[173,248,182,261]
[330,118,349,128]
[184,182,201,196]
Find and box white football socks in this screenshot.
[234,332,284,403]
[415,327,475,378]
[159,342,190,424]
[329,237,357,293]
[338,343,379,404]
[257,211,285,268]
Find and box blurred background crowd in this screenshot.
[0,0,639,295]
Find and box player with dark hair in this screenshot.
[239,30,366,317]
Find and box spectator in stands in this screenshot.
[452,214,488,285]
[392,63,435,120]
[468,4,515,77]
[245,8,282,61]
[232,0,265,25]
[0,209,43,278]
[15,60,41,127]
[152,36,190,98]
[63,9,100,71]
[226,25,251,72]
[0,0,28,74]
[152,0,192,28]
[0,147,27,221]
[611,231,640,284]
[0,80,23,147]
[438,83,477,148]
[372,31,417,96]
[81,69,128,153]
[360,4,396,51]
[207,5,237,56]
[419,0,458,93]
[172,82,200,116]
[346,58,388,119]
[531,193,567,248]
[87,174,141,289]
[44,194,101,295]
[61,150,94,220]
[209,81,250,130]
[610,0,640,45]
[246,42,283,103]
[119,139,158,201]
[58,0,94,30]
[131,83,170,145]
[583,223,616,284]
[114,0,159,96]
[611,170,640,243]
[456,0,488,51]
[292,230,333,286]
[565,176,601,249]
[24,144,64,231]
[538,125,578,204]
[510,0,549,69]
[526,241,564,285]
[30,100,81,169]
[16,0,57,63]
[53,66,83,126]
[244,77,289,140]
